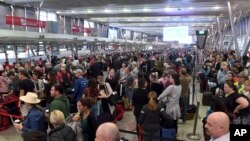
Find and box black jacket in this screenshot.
[49,124,76,141]
[132,88,149,121]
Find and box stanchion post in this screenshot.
[187,102,201,140]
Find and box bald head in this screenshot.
[205,112,230,139]
[95,122,120,141]
[209,112,230,129]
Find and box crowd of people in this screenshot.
[1,48,249,141]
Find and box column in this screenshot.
[227,1,240,56]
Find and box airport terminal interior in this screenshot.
[1,0,250,141]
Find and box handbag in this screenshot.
[160,108,175,129]
[108,94,118,105]
[66,114,84,141]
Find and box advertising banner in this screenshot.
[6,16,46,28]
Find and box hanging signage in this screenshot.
[6,16,46,28]
[196,30,208,49]
[72,25,91,33]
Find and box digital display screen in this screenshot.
[163,26,193,44]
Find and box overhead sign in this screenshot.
[6,16,46,28]
[196,30,208,49]
[72,25,91,33]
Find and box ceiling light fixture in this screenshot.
[189,7,194,10]
[123,8,130,12]
[87,10,94,13]
[104,9,112,13]
[213,6,221,10]
[164,7,172,11]
[143,7,150,12]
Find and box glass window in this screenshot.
[39,10,47,21]
[47,12,57,22]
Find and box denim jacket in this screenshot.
[22,106,45,133]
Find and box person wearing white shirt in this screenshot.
[205,112,230,141]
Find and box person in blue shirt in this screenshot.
[14,92,45,133]
[73,69,88,102]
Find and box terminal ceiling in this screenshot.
[3,0,250,35]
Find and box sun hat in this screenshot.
[20,92,40,104]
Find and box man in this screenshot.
[18,70,35,98]
[179,68,192,124]
[132,78,149,134]
[50,84,70,118]
[73,69,88,102]
[18,70,35,116]
[205,112,230,141]
[95,122,120,141]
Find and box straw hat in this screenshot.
[20,92,40,104]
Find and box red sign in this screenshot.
[6,16,46,28]
[72,25,91,33]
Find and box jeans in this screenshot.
[91,100,102,119]
[180,96,188,122]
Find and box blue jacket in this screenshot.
[74,77,88,101]
[22,106,45,133]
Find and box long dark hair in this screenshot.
[48,71,57,85]
[171,73,180,85]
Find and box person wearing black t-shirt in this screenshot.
[18,70,35,107]
[223,80,250,124]
[132,78,149,134]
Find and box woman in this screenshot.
[158,73,181,133]
[139,91,168,141]
[72,97,98,141]
[147,72,164,97]
[32,71,45,99]
[14,92,45,133]
[97,75,114,115]
[83,78,106,119]
[49,110,76,141]
[106,68,119,92]
[223,80,250,125]
[119,63,127,83]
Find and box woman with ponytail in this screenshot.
[139,91,169,141]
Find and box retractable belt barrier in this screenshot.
[119,129,185,141]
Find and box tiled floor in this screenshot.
[0,82,208,141]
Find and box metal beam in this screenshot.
[227,1,240,56]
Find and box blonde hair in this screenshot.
[245,80,250,86]
[147,91,158,111]
[221,61,228,67]
[50,110,65,127]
